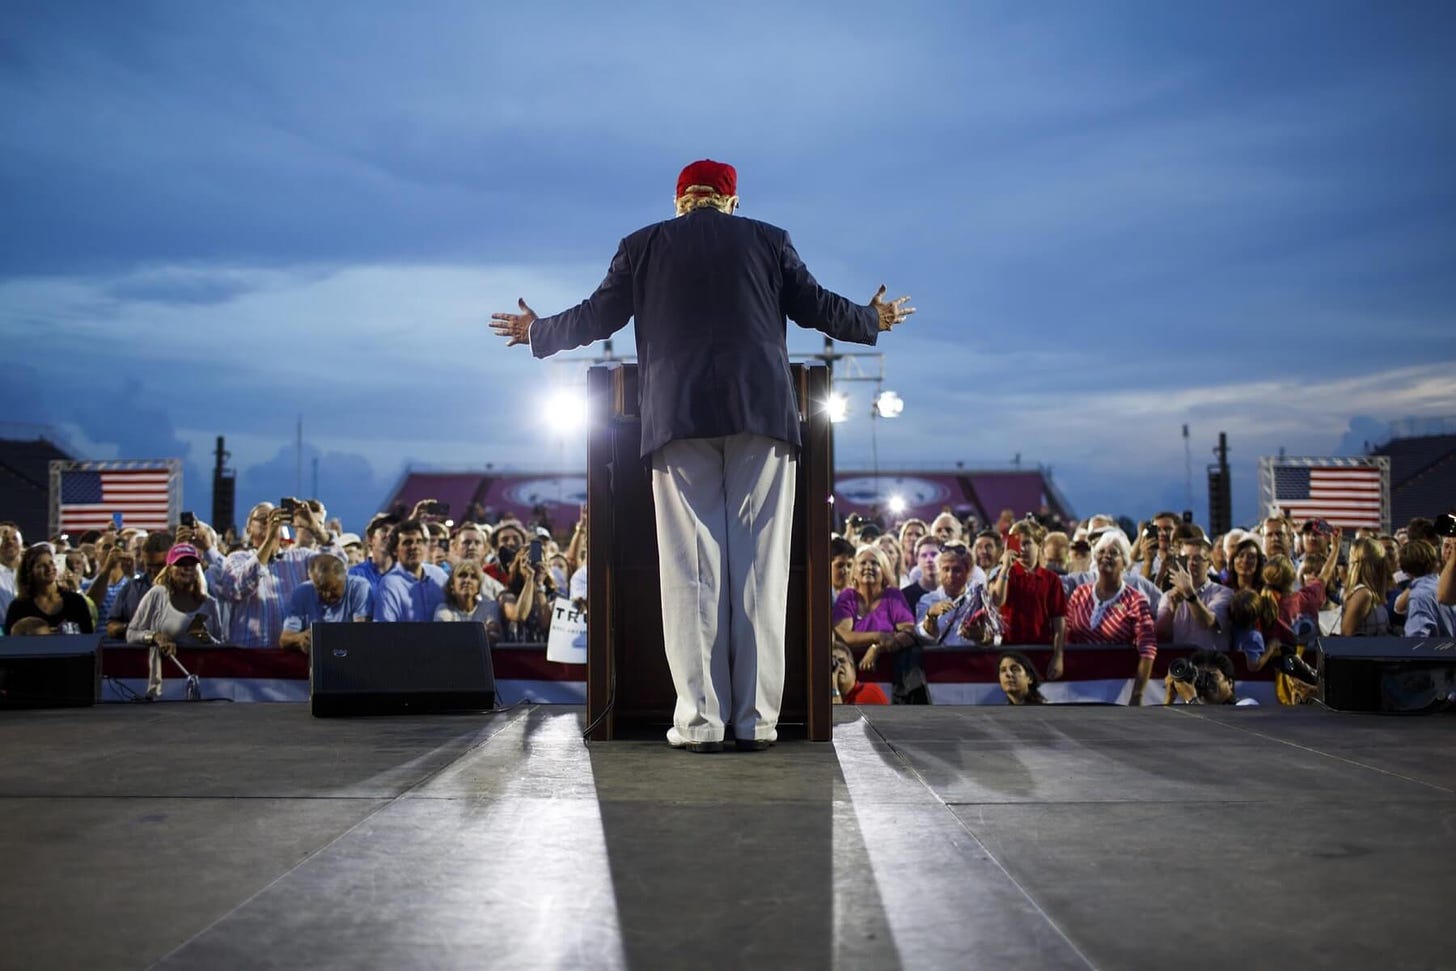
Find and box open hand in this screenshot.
[870,285,915,332]
[490,299,538,347]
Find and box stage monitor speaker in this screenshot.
[1318,636,1456,713]
[310,622,495,717]
[0,634,100,709]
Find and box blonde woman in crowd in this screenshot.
[126,544,223,699]
[1340,537,1393,636]
[433,559,504,642]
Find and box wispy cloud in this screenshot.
[3,1,1453,530]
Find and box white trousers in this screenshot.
[650,433,797,744]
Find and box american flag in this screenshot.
[1272,465,1383,530]
[58,466,173,532]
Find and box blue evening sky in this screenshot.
[3,0,1454,530]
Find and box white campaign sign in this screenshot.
[545,598,588,664]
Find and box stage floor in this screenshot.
[1,702,1450,970]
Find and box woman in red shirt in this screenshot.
[1065,530,1157,705]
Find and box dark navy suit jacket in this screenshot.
[529,207,880,458]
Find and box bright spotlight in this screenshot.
[888,495,907,515]
[826,392,850,423]
[545,387,589,435]
[874,390,904,419]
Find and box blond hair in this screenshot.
[1345,537,1392,596]
[159,561,208,597]
[1261,555,1297,594]
[675,186,738,216]
[853,544,895,587]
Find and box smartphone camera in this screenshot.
[180,511,196,528]
[528,539,543,566]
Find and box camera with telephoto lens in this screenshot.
[1168,657,1212,694]
[1436,513,1456,538]
[1276,617,1320,686]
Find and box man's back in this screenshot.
[531,206,877,456]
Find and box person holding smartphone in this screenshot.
[127,544,223,698]
[208,500,337,647]
[1155,528,1233,652]
[985,520,1068,679]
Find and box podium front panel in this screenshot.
[586,364,831,740]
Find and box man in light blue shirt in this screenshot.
[1404,573,1456,637]
[280,552,374,652]
[348,514,398,596]
[374,520,447,622]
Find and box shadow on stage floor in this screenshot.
[0,702,1451,969]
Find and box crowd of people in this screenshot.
[828,506,1456,706]
[0,499,588,696]
[2,498,1453,707]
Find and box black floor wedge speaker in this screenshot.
[0,634,100,709]
[310,622,495,716]
[1318,635,1456,713]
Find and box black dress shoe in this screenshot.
[674,740,723,753]
[735,739,774,752]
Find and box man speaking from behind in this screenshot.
[491,159,913,753]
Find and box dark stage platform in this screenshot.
[1,703,1450,970]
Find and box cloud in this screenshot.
[102,266,275,306]
[234,442,390,533]
[3,2,1454,534]
[839,361,1456,525]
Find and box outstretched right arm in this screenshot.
[490,242,636,358]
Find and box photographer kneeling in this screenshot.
[1164,649,1258,706]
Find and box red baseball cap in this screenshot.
[676,159,736,198]
[166,543,201,566]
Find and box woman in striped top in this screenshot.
[1065,530,1157,705]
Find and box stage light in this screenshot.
[874,390,904,419]
[826,392,850,423]
[545,387,589,435]
[888,495,907,515]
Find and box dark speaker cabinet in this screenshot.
[0,635,99,709]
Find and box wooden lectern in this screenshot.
[584,363,832,741]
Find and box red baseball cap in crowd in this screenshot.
[676,159,737,198]
[166,543,201,566]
